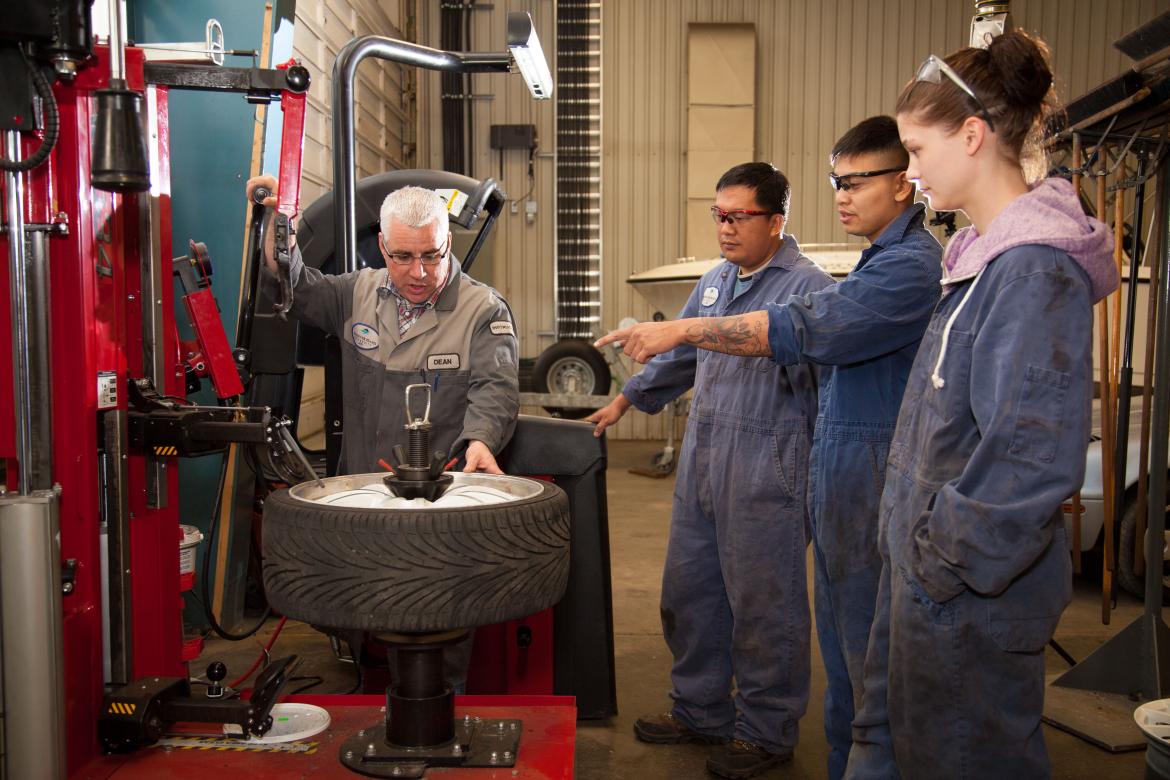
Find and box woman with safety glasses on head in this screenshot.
[845,30,1117,780]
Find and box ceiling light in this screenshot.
[506,12,553,100]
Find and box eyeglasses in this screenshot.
[710,206,773,225]
[915,54,996,132]
[828,168,904,192]
[380,234,449,266]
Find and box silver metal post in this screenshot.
[25,229,54,490]
[0,489,67,780]
[107,0,126,83]
[5,131,34,495]
[100,411,133,685]
[140,87,167,507]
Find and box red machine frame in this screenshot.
[1,27,583,775]
[0,45,312,772]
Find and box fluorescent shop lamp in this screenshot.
[506,12,554,100]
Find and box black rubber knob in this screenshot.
[285,65,310,92]
[206,661,227,683]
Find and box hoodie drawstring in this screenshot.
[931,267,987,389]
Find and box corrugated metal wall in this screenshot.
[418,0,1165,440]
[293,0,416,205]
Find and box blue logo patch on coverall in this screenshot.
[351,323,378,350]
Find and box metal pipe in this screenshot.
[139,88,167,507]
[330,36,509,274]
[1136,179,1167,576]
[25,229,54,490]
[1112,155,1146,578]
[5,131,34,494]
[107,0,126,83]
[100,411,133,685]
[1069,135,1084,572]
[1097,170,1115,622]
[1144,157,1170,617]
[0,490,67,780]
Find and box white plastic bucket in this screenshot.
[179,524,204,575]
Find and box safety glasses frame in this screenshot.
[710,206,773,225]
[828,167,904,192]
[915,53,996,132]
[380,233,451,266]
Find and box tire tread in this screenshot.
[263,479,571,631]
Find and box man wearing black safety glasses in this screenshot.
[596,118,944,780]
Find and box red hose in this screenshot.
[228,615,288,689]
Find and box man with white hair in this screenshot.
[247,175,519,474]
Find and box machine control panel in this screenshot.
[97,371,118,409]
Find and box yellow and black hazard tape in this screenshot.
[152,445,179,456]
[107,701,137,715]
[153,736,318,754]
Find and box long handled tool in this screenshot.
[1112,154,1149,590]
[1071,134,1085,574]
[1098,167,1117,624]
[1137,178,1166,577]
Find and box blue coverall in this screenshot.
[763,204,941,779]
[846,245,1094,779]
[623,236,832,753]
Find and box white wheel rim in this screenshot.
[289,472,544,510]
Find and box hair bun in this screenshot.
[987,30,1053,109]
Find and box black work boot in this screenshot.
[633,712,728,745]
[706,738,793,779]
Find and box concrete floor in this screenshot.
[203,439,1151,778]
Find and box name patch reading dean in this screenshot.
[428,353,461,370]
[351,323,379,350]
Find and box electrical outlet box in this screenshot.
[490,124,538,150]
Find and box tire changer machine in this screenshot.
[0,2,613,777]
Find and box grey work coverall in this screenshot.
[285,249,520,472]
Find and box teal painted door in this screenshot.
[128,0,296,630]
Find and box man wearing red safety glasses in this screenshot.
[588,163,832,778]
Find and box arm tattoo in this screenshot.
[682,313,771,357]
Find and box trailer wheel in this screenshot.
[262,473,570,632]
[532,339,611,419]
[1116,479,1170,604]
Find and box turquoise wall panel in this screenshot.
[128,1,293,626]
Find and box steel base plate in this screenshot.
[338,717,522,778]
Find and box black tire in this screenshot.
[1116,479,1170,604]
[262,476,571,632]
[532,339,612,419]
